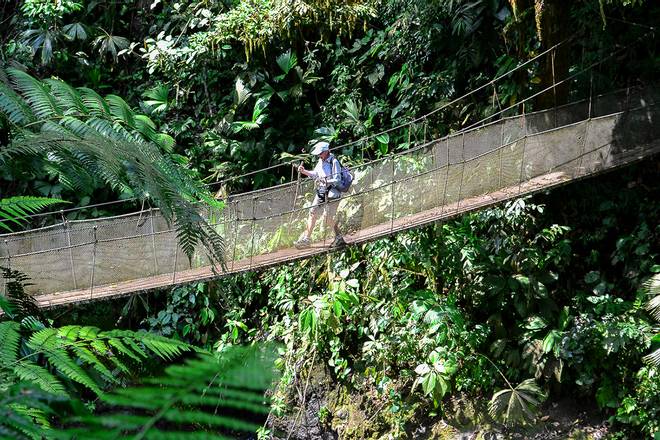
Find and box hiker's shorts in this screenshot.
[310,187,341,218]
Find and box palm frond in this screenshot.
[643,274,660,321]
[78,87,110,116]
[105,94,136,127]
[44,79,89,115]
[489,378,545,426]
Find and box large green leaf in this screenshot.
[489,378,545,427]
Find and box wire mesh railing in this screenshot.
[0,84,658,306]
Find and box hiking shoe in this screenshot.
[294,237,310,249]
[331,235,346,248]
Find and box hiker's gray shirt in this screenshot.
[308,154,341,198]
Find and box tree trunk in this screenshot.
[534,0,570,109]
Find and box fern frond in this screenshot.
[644,274,660,321]
[0,383,63,440]
[57,325,82,340]
[103,329,191,361]
[105,94,135,127]
[71,346,118,383]
[13,361,67,397]
[7,68,61,119]
[106,353,131,375]
[121,337,148,358]
[0,82,36,125]
[106,338,142,363]
[644,347,660,366]
[0,196,69,232]
[643,274,660,367]
[1,267,41,321]
[60,346,278,438]
[26,327,59,350]
[0,321,21,365]
[42,348,103,395]
[160,408,261,431]
[43,78,89,115]
[0,71,226,265]
[78,87,110,116]
[27,328,103,395]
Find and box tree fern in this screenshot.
[0,196,69,232]
[0,68,226,265]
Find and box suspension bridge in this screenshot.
[1,82,657,308]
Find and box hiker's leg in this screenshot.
[305,210,319,238]
[325,197,341,238]
[303,195,323,239]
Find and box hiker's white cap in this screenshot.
[311,141,330,155]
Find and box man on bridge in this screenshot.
[294,141,346,249]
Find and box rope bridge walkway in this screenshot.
[1,86,659,308]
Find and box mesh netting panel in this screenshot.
[462,150,501,200]
[500,139,526,188]
[1,87,658,301]
[523,121,588,180]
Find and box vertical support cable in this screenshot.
[441,138,449,214]
[518,103,528,195]
[172,238,179,284]
[588,71,594,119]
[0,240,9,293]
[89,226,97,300]
[456,133,466,214]
[230,201,239,272]
[551,48,558,127]
[3,239,10,270]
[248,198,256,269]
[518,138,528,197]
[61,211,77,290]
[389,158,396,233]
[149,208,158,275]
[407,124,412,149]
[423,118,428,145]
[498,121,504,188]
[577,73,594,179]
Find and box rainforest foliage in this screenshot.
[0,0,659,438]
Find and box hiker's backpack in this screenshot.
[333,157,353,193]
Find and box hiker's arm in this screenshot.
[297,163,317,179]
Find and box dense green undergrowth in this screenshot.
[89,160,657,438]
